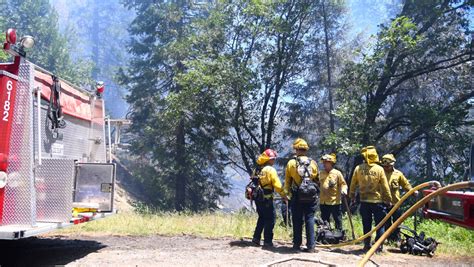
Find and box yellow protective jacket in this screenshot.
[319,169,348,205]
[257,165,285,199]
[385,168,413,205]
[284,156,318,199]
[349,163,392,204]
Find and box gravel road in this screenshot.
[0,235,472,266]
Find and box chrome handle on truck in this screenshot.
[35,86,42,166]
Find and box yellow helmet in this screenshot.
[293,138,309,150]
[361,146,379,166]
[381,154,396,166]
[321,153,337,164]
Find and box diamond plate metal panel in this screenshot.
[3,60,35,226]
[33,98,106,163]
[89,99,106,162]
[34,103,91,161]
[36,158,75,223]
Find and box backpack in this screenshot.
[316,220,346,244]
[245,167,265,202]
[294,156,319,204]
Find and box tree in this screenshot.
[218,0,322,174]
[284,0,348,156]
[332,0,473,181]
[0,0,92,85]
[120,0,230,211]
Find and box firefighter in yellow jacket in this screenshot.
[251,149,287,247]
[381,154,418,242]
[284,138,319,252]
[319,153,347,231]
[349,146,392,251]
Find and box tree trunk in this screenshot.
[425,134,433,180]
[174,0,187,211]
[322,0,335,135]
[175,117,186,211]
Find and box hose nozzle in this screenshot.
[430,181,442,189]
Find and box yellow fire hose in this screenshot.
[316,180,441,248]
[358,181,474,266]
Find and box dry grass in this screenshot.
[57,212,292,241]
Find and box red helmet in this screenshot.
[264,149,277,159]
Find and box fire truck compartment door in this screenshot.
[74,163,115,212]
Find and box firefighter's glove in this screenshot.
[341,187,348,196]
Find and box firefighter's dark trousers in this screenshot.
[291,200,316,249]
[320,204,343,230]
[385,207,402,241]
[253,199,276,244]
[360,202,387,248]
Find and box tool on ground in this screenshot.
[399,225,439,257]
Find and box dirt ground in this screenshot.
[0,235,473,267]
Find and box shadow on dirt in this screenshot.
[328,247,367,256]
[229,240,306,255]
[386,248,403,254]
[229,239,256,248]
[0,237,106,266]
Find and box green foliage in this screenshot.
[118,0,472,210]
[379,16,421,51]
[201,0,325,172]
[120,0,230,211]
[0,34,9,61]
[327,0,472,180]
[0,0,92,85]
[283,0,349,160]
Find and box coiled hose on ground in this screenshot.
[316,180,441,249]
[358,181,474,267]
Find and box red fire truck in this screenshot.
[0,29,116,239]
[422,142,474,229]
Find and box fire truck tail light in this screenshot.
[0,171,7,189]
[6,29,16,44]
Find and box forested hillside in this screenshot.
[118,0,472,211]
[4,0,471,211]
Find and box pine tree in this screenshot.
[120,0,229,211]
